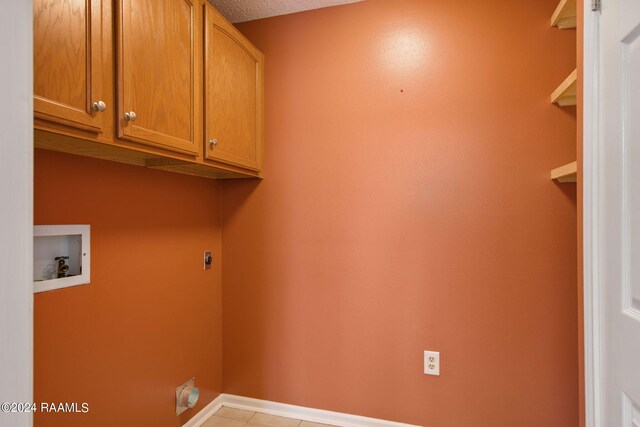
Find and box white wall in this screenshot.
[0,1,33,426]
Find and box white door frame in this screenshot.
[583,1,602,426]
[0,1,34,426]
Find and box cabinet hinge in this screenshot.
[592,0,601,12]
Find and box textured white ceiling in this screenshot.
[208,0,364,23]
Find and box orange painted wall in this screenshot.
[34,149,222,426]
[222,1,579,426]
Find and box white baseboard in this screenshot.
[182,394,225,427]
[183,394,421,427]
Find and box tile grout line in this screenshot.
[207,406,336,427]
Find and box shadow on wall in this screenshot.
[34,149,224,427]
[221,178,269,395]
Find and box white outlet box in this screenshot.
[424,351,440,376]
[34,225,91,293]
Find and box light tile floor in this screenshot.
[202,406,338,427]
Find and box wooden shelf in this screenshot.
[551,0,577,29]
[550,161,577,182]
[551,69,577,106]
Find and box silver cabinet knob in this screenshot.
[92,100,106,112]
[209,139,218,148]
[124,111,137,121]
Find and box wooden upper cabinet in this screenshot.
[33,1,263,179]
[117,0,199,156]
[204,4,264,172]
[34,0,104,133]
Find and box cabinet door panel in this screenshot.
[118,0,198,155]
[204,5,263,171]
[34,0,103,132]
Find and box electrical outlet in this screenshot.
[424,351,440,376]
[204,251,213,270]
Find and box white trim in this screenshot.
[182,394,225,427]
[583,1,602,427]
[0,1,33,426]
[183,394,421,427]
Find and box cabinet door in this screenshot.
[34,0,104,133]
[117,0,199,155]
[204,4,264,172]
